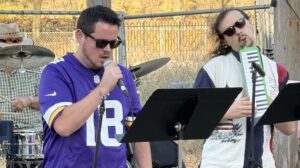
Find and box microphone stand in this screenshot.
[125,92,136,168]
[93,97,106,168]
[174,122,184,168]
[248,65,263,168]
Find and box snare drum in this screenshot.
[9,130,44,159]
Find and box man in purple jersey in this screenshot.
[39,5,151,168]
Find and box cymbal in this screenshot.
[130,57,170,78]
[0,45,55,69]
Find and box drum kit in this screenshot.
[0,44,54,168]
[1,130,44,168]
[0,43,170,167]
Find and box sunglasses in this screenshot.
[81,30,122,49]
[0,37,23,43]
[222,18,246,37]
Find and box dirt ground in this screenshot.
[0,140,204,168]
[182,140,203,168]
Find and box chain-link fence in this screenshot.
[123,6,274,104]
[0,5,274,167]
[0,5,274,103]
[0,15,78,57]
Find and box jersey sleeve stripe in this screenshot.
[43,102,72,126]
[48,106,65,125]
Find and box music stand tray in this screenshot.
[118,88,242,143]
[257,83,300,125]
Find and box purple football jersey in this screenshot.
[39,53,141,168]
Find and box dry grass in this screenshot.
[182,140,203,168]
[0,157,6,168]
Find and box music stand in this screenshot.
[117,88,242,168]
[257,83,300,125]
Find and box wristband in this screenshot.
[99,90,107,101]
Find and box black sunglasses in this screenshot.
[81,30,122,49]
[222,18,246,37]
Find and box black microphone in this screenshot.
[251,62,265,77]
[104,60,129,96]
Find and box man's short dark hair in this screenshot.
[77,5,121,34]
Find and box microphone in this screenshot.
[251,62,265,77]
[103,60,129,96]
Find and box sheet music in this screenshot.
[240,47,269,123]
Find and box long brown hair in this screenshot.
[210,8,249,57]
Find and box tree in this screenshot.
[273,0,300,167]
[32,0,43,40]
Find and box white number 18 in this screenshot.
[86,100,124,147]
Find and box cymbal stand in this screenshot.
[11,46,31,73]
[174,122,184,168]
[19,57,26,73]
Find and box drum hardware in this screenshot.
[24,70,41,74]
[0,45,55,71]
[129,57,170,86]
[0,112,21,115]
[124,115,136,168]
[129,57,170,78]
[6,155,43,168]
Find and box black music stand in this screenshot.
[117,88,242,168]
[257,83,300,125]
